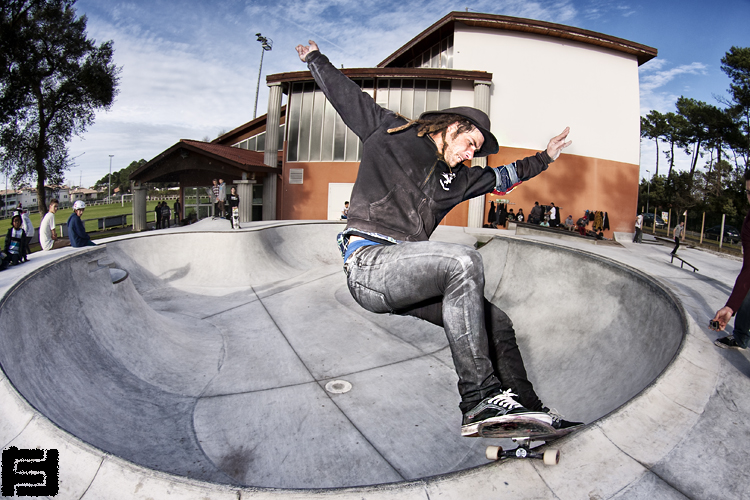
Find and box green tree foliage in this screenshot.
[662,112,689,180]
[666,170,701,216]
[637,174,667,212]
[640,110,668,177]
[721,46,750,165]
[639,47,750,232]
[674,97,706,179]
[0,0,120,213]
[94,159,145,194]
[94,159,177,193]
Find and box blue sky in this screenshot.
[59,0,750,187]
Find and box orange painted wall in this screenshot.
[279,148,639,236]
[281,161,359,220]
[484,148,639,235]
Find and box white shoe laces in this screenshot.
[486,389,523,410]
[546,408,562,423]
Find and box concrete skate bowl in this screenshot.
[0,223,686,491]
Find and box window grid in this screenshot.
[405,34,454,69]
[286,79,451,163]
[233,124,285,152]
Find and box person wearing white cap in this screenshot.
[67,200,96,247]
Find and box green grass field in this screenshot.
[0,201,166,247]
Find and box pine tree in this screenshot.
[0,0,120,212]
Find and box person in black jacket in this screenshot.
[3,215,27,267]
[529,201,543,224]
[173,199,182,226]
[297,40,580,435]
[226,186,240,229]
[495,202,508,228]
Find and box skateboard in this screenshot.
[231,206,241,229]
[478,416,582,465]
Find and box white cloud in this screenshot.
[63,0,722,187]
[638,60,708,114]
[580,0,637,20]
[639,61,708,94]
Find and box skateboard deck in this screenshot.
[478,416,583,465]
[231,206,240,229]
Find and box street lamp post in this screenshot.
[253,33,273,120]
[108,155,114,204]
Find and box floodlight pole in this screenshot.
[253,33,273,120]
[109,155,114,204]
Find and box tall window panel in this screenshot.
[376,79,452,120]
[405,34,453,69]
[287,81,365,163]
[232,124,285,152]
[286,79,451,162]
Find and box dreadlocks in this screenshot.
[387,113,476,162]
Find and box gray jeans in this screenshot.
[345,241,541,413]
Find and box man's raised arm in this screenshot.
[294,40,388,141]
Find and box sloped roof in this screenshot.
[180,140,268,167]
[378,11,657,68]
[266,66,492,85]
[130,139,275,183]
[213,106,286,147]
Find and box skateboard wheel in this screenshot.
[543,449,560,465]
[485,445,502,461]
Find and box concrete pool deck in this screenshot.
[0,219,747,499]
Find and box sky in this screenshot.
[51,0,750,188]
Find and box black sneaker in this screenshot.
[461,389,552,437]
[542,407,584,430]
[714,335,746,350]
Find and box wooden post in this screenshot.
[700,212,705,244]
[668,209,672,237]
[653,207,657,234]
[719,214,726,250]
[684,210,687,244]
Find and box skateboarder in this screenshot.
[671,221,684,255]
[296,40,582,436]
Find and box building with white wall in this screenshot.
[138,12,655,234]
[252,12,656,234]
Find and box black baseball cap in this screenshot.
[419,106,499,157]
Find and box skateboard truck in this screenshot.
[478,416,579,466]
[485,437,560,465]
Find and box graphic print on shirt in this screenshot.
[440,172,456,191]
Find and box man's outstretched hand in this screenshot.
[296,40,319,62]
[547,127,572,161]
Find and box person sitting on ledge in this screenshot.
[576,215,588,236]
[2,214,27,266]
[68,201,96,247]
[565,214,575,231]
